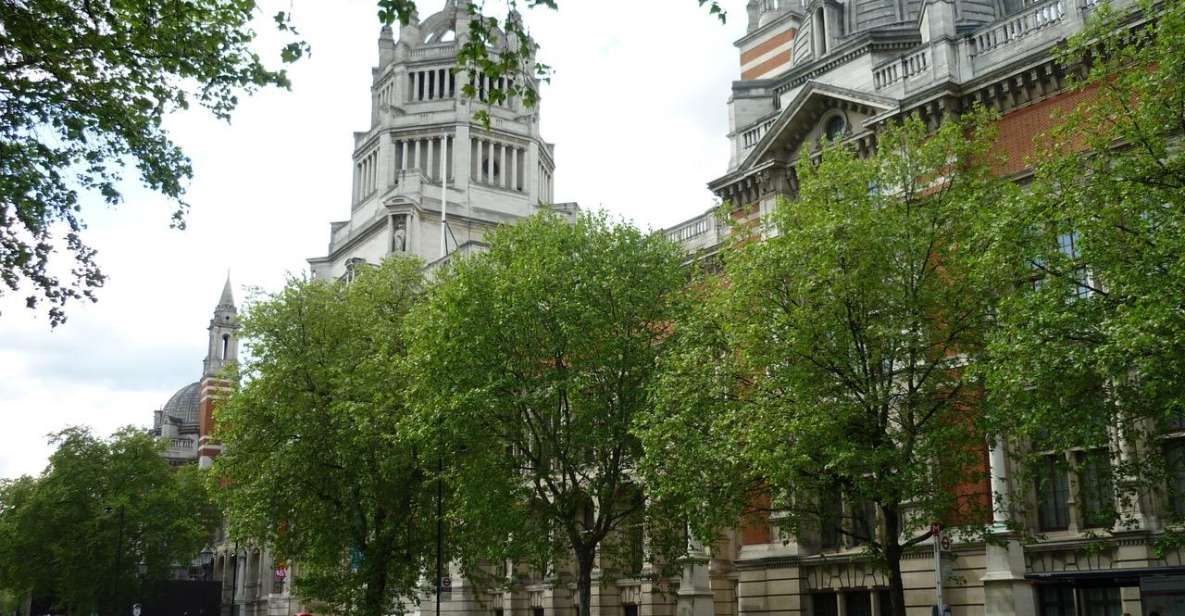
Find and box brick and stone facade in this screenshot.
[658,0,1185,615]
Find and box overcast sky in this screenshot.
[0,0,745,479]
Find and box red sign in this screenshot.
[930,522,943,537]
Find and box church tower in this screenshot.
[197,276,240,469]
[308,0,570,278]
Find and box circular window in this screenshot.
[824,115,847,141]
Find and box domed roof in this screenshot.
[162,381,200,425]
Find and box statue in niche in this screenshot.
[391,214,408,252]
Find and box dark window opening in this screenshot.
[825,115,847,141]
[1038,585,1076,616]
[1037,455,1070,531]
[1167,441,1185,517]
[1078,449,1114,529]
[1082,586,1122,616]
[812,593,838,616]
[846,591,872,616]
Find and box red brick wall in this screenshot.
[992,86,1098,175]
[741,491,773,545]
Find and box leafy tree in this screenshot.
[0,0,303,325]
[212,256,437,616]
[0,426,218,616]
[639,114,1010,616]
[406,213,686,616]
[975,0,1185,530]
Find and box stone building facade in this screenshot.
[307,0,571,278]
[659,0,1185,616]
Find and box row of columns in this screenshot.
[354,149,379,202]
[396,135,454,183]
[409,68,456,102]
[472,138,525,192]
[216,548,289,616]
[353,132,549,204]
[538,164,553,204]
[399,70,517,107]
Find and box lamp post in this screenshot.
[198,549,215,581]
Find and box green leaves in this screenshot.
[0,0,294,325]
[974,0,1185,525]
[0,427,218,616]
[212,257,433,616]
[641,115,1008,610]
[406,212,685,613]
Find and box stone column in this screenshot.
[455,125,471,194]
[677,532,716,616]
[500,143,509,188]
[427,137,435,181]
[981,436,1036,616]
[510,147,518,191]
[526,141,540,204]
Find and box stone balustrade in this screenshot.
[873,45,931,89]
[410,43,457,60]
[971,0,1066,56]
[741,117,777,151]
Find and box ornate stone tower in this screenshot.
[308,0,563,278]
[198,276,239,469]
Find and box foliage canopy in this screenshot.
[0,427,218,615]
[212,257,436,616]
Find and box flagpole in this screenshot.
[441,135,449,259]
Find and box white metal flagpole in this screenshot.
[441,135,449,259]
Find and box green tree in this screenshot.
[0,0,303,325]
[639,114,1010,616]
[212,256,437,616]
[406,213,686,616]
[977,0,1185,526]
[0,426,218,616]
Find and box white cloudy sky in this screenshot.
[0,0,746,478]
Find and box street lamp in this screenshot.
[198,548,215,581]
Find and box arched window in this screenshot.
[221,334,230,360]
[824,114,847,141]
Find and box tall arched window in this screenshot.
[221,334,230,360]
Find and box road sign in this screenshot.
[940,536,953,551]
[441,576,452,592]
[930,522,943,537]
[274,566,288,580]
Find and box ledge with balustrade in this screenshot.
[869,0,1129,94]
[872,44,931,90]
[407,42,457,61]
[740,114,779,153]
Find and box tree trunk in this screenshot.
[576,548,596,616]
[882,505,908,616]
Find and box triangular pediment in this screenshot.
[738,81,899,172]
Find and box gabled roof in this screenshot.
[737,81,898,172]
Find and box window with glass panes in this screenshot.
[846,591,872,616]
[1166,440,1185,517]
[1078,449,1115,528]
[851,499,877,547]
[812,593,838,616]
[1038,585,1075,616]
[1082,586,1122,616]
[819,491,843,550]
[1037,455,1070,531]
